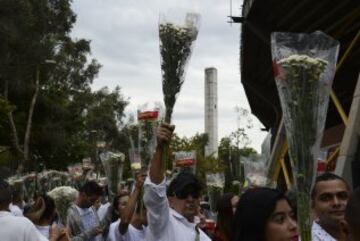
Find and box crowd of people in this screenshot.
[0,123,359,241]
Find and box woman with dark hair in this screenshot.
[213,193,239,241]
[25,194,67,240]
[233,188,298,241]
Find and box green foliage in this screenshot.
[0,0,128,173]
[218,130,257,191]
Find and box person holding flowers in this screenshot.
[143,123,211,241]
[107,171,147,241]
[67,181,105,241]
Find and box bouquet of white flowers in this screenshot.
[271,31,339,241]
[48,186,78,225]
[159,12,200,170]
[137,102,162,170]
[99,151,125,200]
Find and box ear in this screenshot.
[168,196,175,208]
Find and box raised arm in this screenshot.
[149,123,175,184]
[118,171,146,235]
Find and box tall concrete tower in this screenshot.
[204,67,218,157]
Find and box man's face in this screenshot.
[81,193,100,208]
[312,179,350,223]
[169,185,200,222]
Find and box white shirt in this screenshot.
[97,202,111,221]
[312,221,337,241]
[107,219,146,241]
[36,225,50,239]
[76,206,102,241]
[0,211,48,241]
[9,203,23,216]
[143,177,211,241]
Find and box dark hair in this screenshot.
[41,195,56,221]
[311,172,350,200]
[79,181,103,196]
[111,193,129,222]
[233,187,289,241]
[345,187,360,229]
[25,195,56,223]
[0,179,12,206]
[216,193,235,241]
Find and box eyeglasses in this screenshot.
[174,187,200,199]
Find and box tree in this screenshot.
[0,0,128,172]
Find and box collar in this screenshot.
[312,221,337,241]
[170,208,195,226]
[0,211,13,217]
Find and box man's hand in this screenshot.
[149,122,175,184]
[156,123,175,148]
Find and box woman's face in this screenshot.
[117,195,129,214]
[265,199,298,241]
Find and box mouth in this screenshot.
[185,203,196,210]
[330,210,345,216]
[291,235,299,241]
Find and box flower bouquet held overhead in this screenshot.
[173,151,197,174]
[48,186,78,225]
[271,31,339,241]
[138,102,162,171]
[159,12,200,170]
[99,150,125,201]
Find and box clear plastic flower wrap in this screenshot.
[23,173,36,200]
[99,151,125,200]
[7,176,25,200]
[206,172,225,213]
[242,155,272,188]
[128,148,142,173]
[48,186,78,225]
[173,151,197,173]
[137,102,162,170]
[271,31,339,241]
[159,12,200,170]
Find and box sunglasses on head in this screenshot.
[174,186,200,199]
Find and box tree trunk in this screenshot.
[4,78,24,157]
[24,67,40,166]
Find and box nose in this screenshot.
[186,194,195,201]
[332,196,341,207]
[288,217,298,231]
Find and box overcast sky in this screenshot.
[71,0,268,152]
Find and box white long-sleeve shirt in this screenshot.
[143,177,211,241]
[0,211,48,241]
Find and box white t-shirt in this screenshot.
[107,219,147,241]
[0,211,47,241]
[76,206,102,241]
[97,202,111,221]
[9,203,23,216]
[36,225,50,239]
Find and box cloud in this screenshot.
[71,0,267,152]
